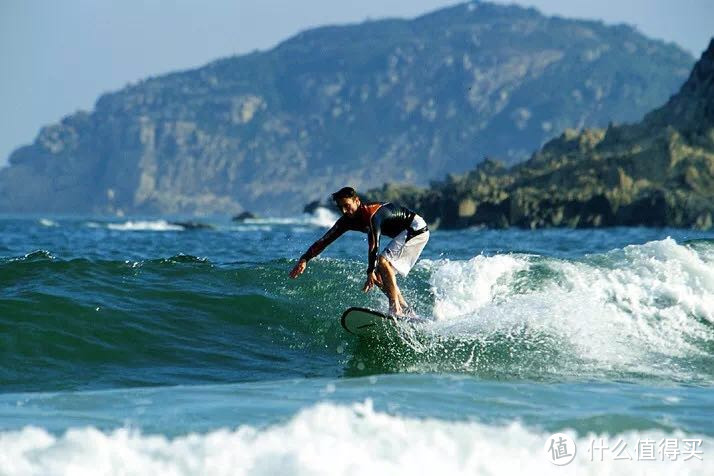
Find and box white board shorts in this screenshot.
[380,215,430,276]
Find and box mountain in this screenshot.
[0,1,694,215]
[367,38,714,230]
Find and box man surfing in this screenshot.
[289,187,430,317]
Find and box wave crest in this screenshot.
[0,400,708,476]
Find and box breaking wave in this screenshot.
[0,400,709,476]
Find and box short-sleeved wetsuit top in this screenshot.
[300,202,423,273]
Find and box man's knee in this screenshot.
[377,255,392,273]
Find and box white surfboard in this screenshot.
[340,306,427,337]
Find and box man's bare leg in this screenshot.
[373,271,408,310]
[377,256,407,316]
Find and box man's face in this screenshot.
[336,196,360,217]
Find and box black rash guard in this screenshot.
[367,203,417,273]
[299,202,425,273]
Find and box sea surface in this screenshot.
[1,213,713,475]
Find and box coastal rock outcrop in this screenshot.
[366,39,714,230]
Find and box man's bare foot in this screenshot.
[389,304,406,318]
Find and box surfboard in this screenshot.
[340,306,427,337]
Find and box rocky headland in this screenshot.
[366,39,714,230]
[0,2,693,216]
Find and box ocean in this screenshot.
[1,213,713,475]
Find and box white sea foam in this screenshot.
[239,207,339,229]
[0,401,708,476]
[424,238,714,377]
[229,225,274,232]
[427,254,529,320]
[38,218,58,227]
[106,220,184,232]
[306,207,340,227]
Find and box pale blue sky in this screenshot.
[1,0,712,166]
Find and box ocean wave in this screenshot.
[38,218,58,227]
[368,238,714,381]
[157,254,212,265]
[4,249,56,263]
[0,400,708,476]
[240,207,339,228]
[305,207,340,227]
[2,239,713,389]
[106,220,184,232]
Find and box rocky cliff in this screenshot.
[367,38,714,230]
[0,2,693,215]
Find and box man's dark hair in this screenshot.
[331,187,358,202]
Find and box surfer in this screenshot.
[289,187,430,317]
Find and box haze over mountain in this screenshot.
[0,2,693,215]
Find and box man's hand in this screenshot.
[290,259,307,278]
[362,271,378,292]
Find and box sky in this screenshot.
[1,0,712,167]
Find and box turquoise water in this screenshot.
[1,215,713,474]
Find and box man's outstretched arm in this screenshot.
[290,217,347,278]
